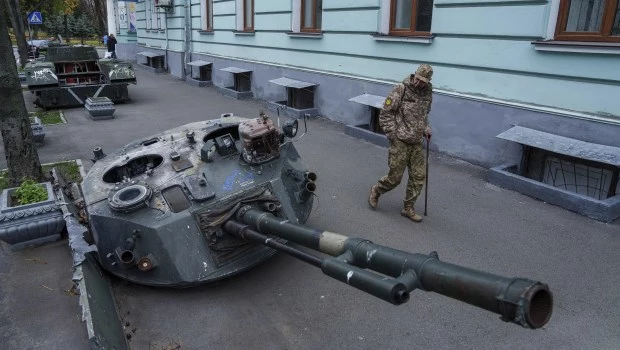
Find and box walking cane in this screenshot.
[424,136,430,216]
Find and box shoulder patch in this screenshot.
[384,97,392,106]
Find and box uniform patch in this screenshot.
[385,98,392,106]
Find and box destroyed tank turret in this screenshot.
[23,45,136,109]
[80,112,553,329]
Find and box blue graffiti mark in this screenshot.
[222,169,239,191]
[222,169,255,191]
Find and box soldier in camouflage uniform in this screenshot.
[368,64,434,222]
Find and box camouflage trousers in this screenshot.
[375,138,425,206]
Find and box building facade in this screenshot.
[106,0,620,169]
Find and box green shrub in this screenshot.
[14,179,48,205]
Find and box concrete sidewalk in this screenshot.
[1,69,619,349]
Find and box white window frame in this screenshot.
[292,0,302,32]
[379,0,391,35]
[292,0,322,33]
[235,0,253,31]
[150,0,162,30]
[379,0,434,36]
[201,0,214,31]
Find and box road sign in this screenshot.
[28,12,43,25]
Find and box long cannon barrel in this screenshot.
[223,208,553,329]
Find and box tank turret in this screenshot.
[80,111,552,329]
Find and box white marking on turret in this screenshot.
[33,68,57,81]
[265,238,272,244]
[366,249,377,263]
[109,65,135,79]
[346,271,354,284]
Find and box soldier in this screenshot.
[368,64,433,222]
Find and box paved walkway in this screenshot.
[1,69,619,349]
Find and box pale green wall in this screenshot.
[133,0,620,118]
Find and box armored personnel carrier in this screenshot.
[23,45,136,109]
[76,111,552,336]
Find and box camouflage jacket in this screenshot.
[378,75,433,145]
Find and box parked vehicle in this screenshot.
[23,44,137,109]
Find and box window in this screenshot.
[555,0,620,42]
[202,0,213,31]
[150,0,162,30]
[301,0,322,32]
[389,0,434,36]
[244,0,254,31]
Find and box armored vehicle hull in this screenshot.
[82,113,314,286]
[24,46,136,109]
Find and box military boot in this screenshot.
[368,185,380,209]
[401,205,422,222]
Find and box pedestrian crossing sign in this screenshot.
[28,12,43,25]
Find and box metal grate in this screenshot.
[287,86,315,109]
[542,156,614,200]
[522,148,619,200]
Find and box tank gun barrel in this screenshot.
[224,208,553,329]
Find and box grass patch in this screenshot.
[0,160,82,192]
[0,176,8,193]
[30,110,64,125]
[42,161,82,184]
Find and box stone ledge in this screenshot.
[265,102,317,119]
[344,125,388,148]
[216,86,253,100]
[487,163,620,222]
[186,78,212,87]
[135,63,166,74]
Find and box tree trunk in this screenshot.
[93,0,107,35]
[64,14,69,42]
[5,0,29,68]
[0,0,44,186]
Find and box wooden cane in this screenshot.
[424,136,430,216]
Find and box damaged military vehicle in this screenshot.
[23,45,136,109]
[70,111,553,332]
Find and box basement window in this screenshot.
[220,67,252,92]
[497,126,620,200]
[269,77,318,109]
[187,60,213,82]
[521,148,619,200]
[348,93,387,134]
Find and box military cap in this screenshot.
[414,64,433,83]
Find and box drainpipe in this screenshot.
[184,0,192,79]
[164,8,169,72]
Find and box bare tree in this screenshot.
[0,0,44,186]
[79,0,107,35]
[5,0,29,68]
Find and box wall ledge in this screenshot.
[232,30,255,36]
[372,34,433,44]
[286,32,323,39]
[532,40,620,55]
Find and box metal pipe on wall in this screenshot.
[184,0,192,79]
